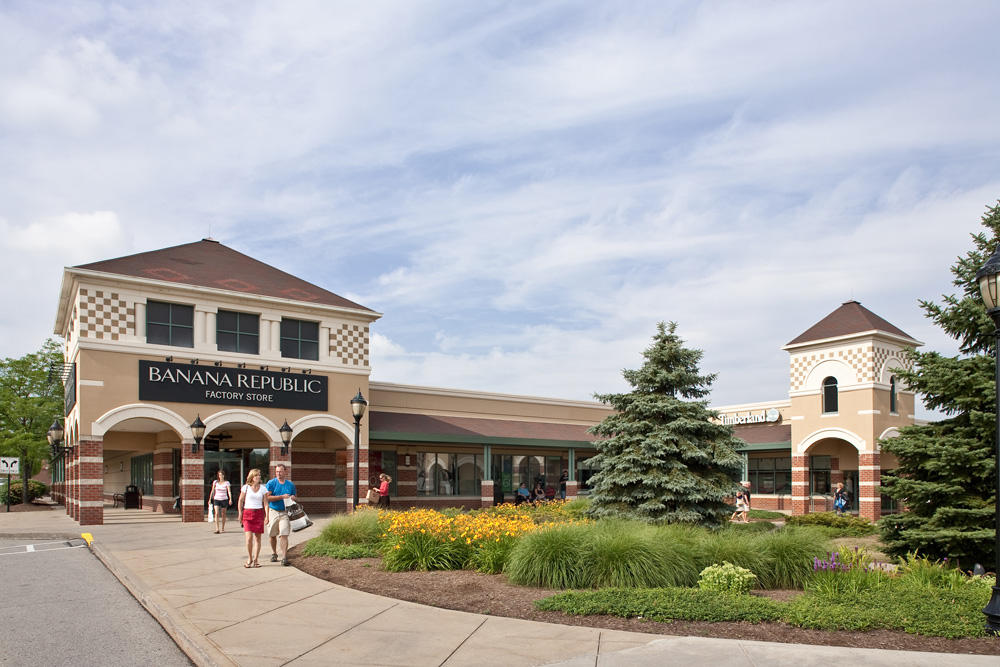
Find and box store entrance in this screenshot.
[205,450,243,516]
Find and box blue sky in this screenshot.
[1,1,998,415]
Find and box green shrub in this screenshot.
[505,523,589,588]
[467,536,518,574]
[698,562,757,595]
[748,509,786,520]
[0,479,48,504]
[562,497,591,518]
[694,528,768,580]
[896,551,980,591]
[786,512,875,536]
[581,521,696,588]
[302,540,379,559]
[381,531,469,572]
[318,509,382,545]
[755,527,829,589]
[536,587,782,623]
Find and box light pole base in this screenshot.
[985,585,1000,635]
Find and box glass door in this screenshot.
[204,451,243,516]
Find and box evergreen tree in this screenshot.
[879,202,1000,565]
[585,321,743,525]
[0,339,64,504]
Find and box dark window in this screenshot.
[171,449,181,497]
[889,376,897,414]
[280,318,319,360]
[369,451,398,497]
[131,453,154,496]
[822,376,838,414]
[217,310,260,354]
[147,301,194,348]
[810,455,831,494]
[747,456,792,494]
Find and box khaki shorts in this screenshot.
[268,510,290,537]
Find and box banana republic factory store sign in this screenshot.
[138,360,328,411]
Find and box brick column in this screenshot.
[152,448,175,513]
[68,446,78,520]
[78,439,104,526]
[565,480,579,501]
[344,443,369,509]
[181,442,204,522]
[480,479,495,508]
[791,454,809,516]
[270,442,291,481]
[859,452,881,522]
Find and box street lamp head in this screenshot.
[350,389,368,420]
[279,420,293,455]
[190,415,206,453]
[46,419,64,447]
[976,246,1000,326]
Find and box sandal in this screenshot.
[252,560,261,568]
[243,560,252,568]
[214,530,220,534]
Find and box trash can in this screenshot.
[124,484,141,509]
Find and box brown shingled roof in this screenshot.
[786,301,914,346]
[75,239,374,312]
[369,412,595,444]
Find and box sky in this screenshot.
[1,1,998,416]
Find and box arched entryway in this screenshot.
[793,427,878,519]
[288,415,356,513]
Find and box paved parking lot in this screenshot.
[0,537,192,667]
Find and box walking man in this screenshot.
[266,464,297,565]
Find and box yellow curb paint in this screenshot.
[81,533,93,546]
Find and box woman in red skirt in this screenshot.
[238,468,268,567]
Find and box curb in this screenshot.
[90,539,237,667]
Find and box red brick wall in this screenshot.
[181,447,204,522]
[78,439,103,526]
[859,452,881,522]
[791,455,808,515]
[290,450,337,515]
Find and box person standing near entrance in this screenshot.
[238,468,267,567]
[376,473,391,508]
[209,470,232,533]
[834,482,849,516]
[266,463,296,566]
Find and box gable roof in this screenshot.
[74,239,375,312]
[786,301,916,346]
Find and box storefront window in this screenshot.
[369,450,398,496]
[810,455,831,494]
[131,453,153,495]
[416,452,481,496]
[747,456,791,494]
[575,455,598,493]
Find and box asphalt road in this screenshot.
[0,537,192,666]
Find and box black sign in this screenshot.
[139,360,327,411]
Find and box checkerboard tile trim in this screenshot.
[331,323,370,367]
[77,288,134,341]
[789,344,875,391]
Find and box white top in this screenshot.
[241,484,266,510]
[213,480,231,500]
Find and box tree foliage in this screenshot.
[0,339,64,504]
[585,322,743,526]
[878,202,1000,564]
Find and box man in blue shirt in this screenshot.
[265,464,296,565]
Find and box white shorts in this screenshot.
[268,511,290,537]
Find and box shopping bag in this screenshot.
[285,499,313,532]
[208,501,215,522]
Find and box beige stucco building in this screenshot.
[50,240,918,525]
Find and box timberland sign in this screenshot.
[139,360,327,411]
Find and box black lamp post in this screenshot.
[46,419,68,458]
[975,248,1000,635]
[190,415,206,454]
[350,389,368,510]
[279,420,293,456]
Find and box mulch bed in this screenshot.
[2,501,58,512]
[289,544,1000,655]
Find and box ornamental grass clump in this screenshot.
[698,562,757,595]
[317,508,383,545]
[804,550,889,597]
[755,527,828,589]
[505,523,590,588]
[580,521,685,588]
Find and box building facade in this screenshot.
[49,240,918,525]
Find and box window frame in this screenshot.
[280,318,320,360]
[216,309,260,355]
[889,375,898,414]
[822,376,839,414]
[146,300,194,348]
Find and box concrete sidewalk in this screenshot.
[1,506,997,666]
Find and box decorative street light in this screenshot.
[190,415,206,454]
[350,390,368,510]
[975,247,1000,635]
[279,420,293,456]
[46,419,69,458]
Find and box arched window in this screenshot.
[889,376,897,414]
[822,376,838,414]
